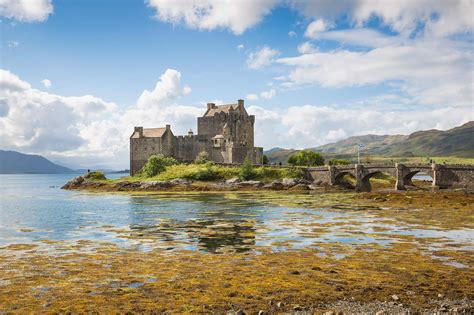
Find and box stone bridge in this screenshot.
[305,163,474,192]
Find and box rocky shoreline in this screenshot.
[61,175,323,192]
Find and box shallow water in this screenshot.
[0,174,472,255]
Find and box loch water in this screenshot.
[0,174,472,256]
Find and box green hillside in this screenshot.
[265,121,474,164]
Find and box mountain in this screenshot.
[265,121,474,164]
[312,134,407,155]
[0,150,74,174]
[378,121,474,158]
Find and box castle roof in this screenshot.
[131,127,168,138]
[204,103,239,117]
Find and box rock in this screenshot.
[235,310,245,315]
[258,311,265,315]
[290,183,309,190]
[236,180,264,188]
[268,180,284,190]
[308,184,318,190]
[61,176,84,189]
[290,270,300,275]
[282,178,298,188]
[375,311,386,315]
[139,181,172,189]
[225,177,241,185]
[293,305,303,311]
[276,302,283,308]
[325,311,335,315]
[391,294,400,301]
[437,293,444,298]
[170,178,191,186]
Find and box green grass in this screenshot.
[114,163,305,183]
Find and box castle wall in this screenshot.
[130,100,263,174]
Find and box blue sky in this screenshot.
[0,0,473,169]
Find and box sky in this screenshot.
[0,0,473,169]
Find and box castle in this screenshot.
[130,99,263,175]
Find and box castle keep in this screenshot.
[130,99,263,175]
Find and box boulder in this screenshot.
[236,180,264,188]
[170,178,192,186]
[61,176,85,189]
[139,181,172,189]
[225,177,241,185]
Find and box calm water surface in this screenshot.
[0,174,472,255]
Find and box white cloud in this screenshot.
[288,30,297,37]
[237,44,244,50]
[297,41,317,54]
[277,40,473,107]
[249,104,473,149]
[0,68,202,169]
[260,88,276,99]
[146,0,278,35]
[41,79,51,89]
[304,19,333,38]
[247,46,280,69]
[0,0,53,22]
[7,40,19,48]
[246,93,259,101]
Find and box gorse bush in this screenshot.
[287,150,324,166]
[84,171,106,180]
[140,155,178,177]
[239,157,257,180]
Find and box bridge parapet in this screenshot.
[303,163,474,191]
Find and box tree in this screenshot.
[328,159,351,166]
[262,154,269,165]
[287,150,324,166]
[239,157,256,180]
[140,154,178,177]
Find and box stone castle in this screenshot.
[130,99,263,175]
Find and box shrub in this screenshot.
[195,151,209,164]
[281,167,305,179]
[328,159,351,166]
[287,150,324,166]
[239,157,256,180]
[191,162,219,181]
[140,154,178,178]
[84,171,106,180]
[262,155,269,165]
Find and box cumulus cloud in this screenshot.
[146,0,278,35]
[7,40,19,48]
[246,46,280,69]
[0,0,53,22]
[260,89,276,99]
[0,68,202,169]
[297,42,317,54]
[41,79,51,89]
[288,31,297,37]
[248,104,473,149]
[304,19,333,37]
[246,93,259,101]
[276,39,473,107]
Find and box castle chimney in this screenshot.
[134,126,143,138]
[207,103,216,110]
[165,124,171,131]
[188,129,193,136]
[238,99,244,108]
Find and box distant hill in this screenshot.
[265,121,474,164]
[0,150,74,174]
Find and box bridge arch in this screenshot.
[357,169,395,192]
[334,171,356,188]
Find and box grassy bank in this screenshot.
[118,163,306,183]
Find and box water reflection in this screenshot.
[0,174,473,256]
